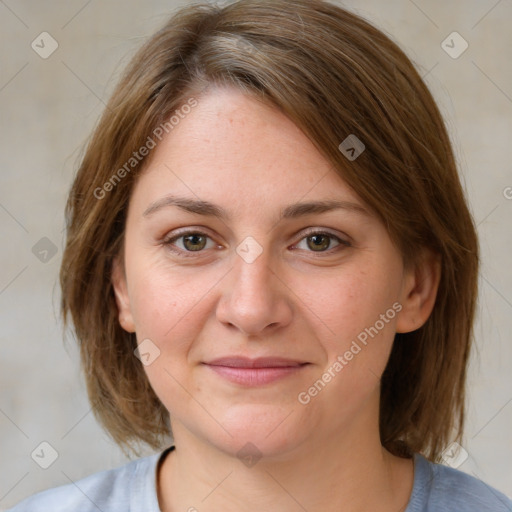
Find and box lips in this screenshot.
[203,356,310,386]
[204,356,307,368]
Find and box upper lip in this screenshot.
[204,357,308,368]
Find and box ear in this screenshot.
[396,248,441,333]
[111,255,136,333]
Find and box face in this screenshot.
[112,86,437,459]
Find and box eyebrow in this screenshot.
[142,195,371,220]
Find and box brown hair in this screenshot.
[60,0,479,460]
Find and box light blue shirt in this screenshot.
[7,446,512,511]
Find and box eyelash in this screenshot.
[162,228,351,258]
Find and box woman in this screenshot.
[9,0,512,510]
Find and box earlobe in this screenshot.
[111,256,136,333]
[396,250,441,334]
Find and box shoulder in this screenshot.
[6,451,162,512]
[410,453,512,512]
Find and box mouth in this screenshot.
[202,356,310,386]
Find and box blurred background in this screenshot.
[1,0,511,508]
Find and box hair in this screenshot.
[60,0,479,460]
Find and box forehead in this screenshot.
[130,87,365,215]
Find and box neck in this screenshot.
[157,404,414,512]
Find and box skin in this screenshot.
[112,86,440,512]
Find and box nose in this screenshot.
[215,246,293,336]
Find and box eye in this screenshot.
[293,230,350,253]
[163,230,217,255]
[162,228,351,258]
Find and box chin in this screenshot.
[202,402,312,461]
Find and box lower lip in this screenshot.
[204,364,308,386]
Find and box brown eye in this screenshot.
[306,234,332,251]
[182,233,207,251]
[293,230,349,254]
[163,231,216,256]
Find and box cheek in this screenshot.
[306,265,400,347]
[127,264,215,408]
[126,252,214,343]
[299,264,401,398]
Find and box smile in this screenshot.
[202,357,310,386]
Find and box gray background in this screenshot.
[1,0,511,508]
